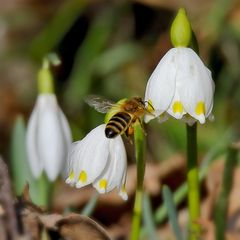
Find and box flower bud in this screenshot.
[170,8,192,47]
[37,66,54,94]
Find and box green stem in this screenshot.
[36,173,54,209]
[130,124,146,240]
[186,123,201,240]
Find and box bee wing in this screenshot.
[84,95,116,113]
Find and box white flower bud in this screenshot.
[26,94,72,181]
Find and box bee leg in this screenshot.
[127,126,134,136]
[125,127,134,144]
[137,118,147,136]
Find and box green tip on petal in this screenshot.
[170,8,192,47]
[37,54,60,94]
[37,67,55,94]
[45,53,61,67]
[104,98,127,124]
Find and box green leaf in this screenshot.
[64,8,117,109]
[142,193,158,240]
[94,42,142,76]
[214,146,238,240]
[10,115,34,195]
[30,0,86,58]
[81,193,98,216]
[10,115,52,207]
[162,185,183,240]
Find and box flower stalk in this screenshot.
[130,123,146,240]
[186,123,201,239]
[37,173,54,208]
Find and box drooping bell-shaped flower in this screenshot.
[144,9,215,125]
[66,124,128,200]
[26,59,72,181]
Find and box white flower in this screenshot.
[26,93,72,181]
[66,124,128,200]
[144,47,215,125]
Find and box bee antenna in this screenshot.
[143,100,149,105]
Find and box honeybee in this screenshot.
[85,95,154,138]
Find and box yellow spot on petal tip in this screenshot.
[159,112,166,118]
[119,185,128,200]
[99,179,107,190]
[172,101,183,114]
[78,171,87,183]
[69,170,74,180]
[195,101,205,115]
[121,185,126,193]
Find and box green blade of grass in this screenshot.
[214,145,238,240]
[94,42,142,76]
[30,0,86,58]
[162,185,183,240]
[64,8,117,109]
[81,193,98,216]
[142,193,158,240]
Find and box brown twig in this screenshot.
[0,156,19,240]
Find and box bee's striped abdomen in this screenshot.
[105,112,131,138]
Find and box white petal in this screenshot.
[59,108,72,146]
[175,48,215,124]
[144,48,178,120]
[167,90,186,119]
[58,108,72,178]
[73,124,110,188]
[65,140,81,185]
[118,171,128,201]
[26,103,43,178]
[144,113,156,123]
[93,135,127,194]
[204,67,215,117]
[36,94,68,181]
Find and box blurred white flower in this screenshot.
[144,47,215,125]
[26,93,72,181]
[66,124,128,200]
